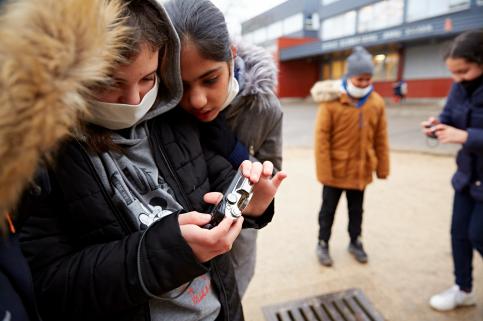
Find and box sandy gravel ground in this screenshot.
[242,149,483,321]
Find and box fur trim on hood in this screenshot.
[236,42,278,98]
[310,80,342,103]
[0,0,131,214]
[225,42,280,120]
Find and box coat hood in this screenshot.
[225,42,280,120]
[138,0,182,122]
[310,80,342,103]
[236,42,278,98]
[0,0,131,213]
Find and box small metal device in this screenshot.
[424,124,438,139]
[204,169,254,229]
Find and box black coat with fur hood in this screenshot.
[0,0,131,320]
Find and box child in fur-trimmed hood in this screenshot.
[0,0,131,320]
[312,46,390,267]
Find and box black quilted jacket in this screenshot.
[18,109,273,321]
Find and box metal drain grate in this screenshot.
[262,288,384,321]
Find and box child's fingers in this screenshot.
[203,192,223,205]
[178,212,212,226]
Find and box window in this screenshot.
[358,0,404,33]
[321,0,340,5]
[322,63,331,80]
[372,52,399,81]
[332,60,347,79]
[305,13,320,31]
[267,21,283,40]
[242,14,304,44]
[252,28,267,44]
[321,11,356,40]
[407,0,470,22]
[242,31,254,44]
[283,13,304,35]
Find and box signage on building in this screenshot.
[320,23,436,52]
[279,7,483,62]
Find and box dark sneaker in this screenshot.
[316,240,333,266]
[348,240,368,263]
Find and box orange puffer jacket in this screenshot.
[314,91,390,190]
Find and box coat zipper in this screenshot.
[149,123,230,320]
[211,263,230,321]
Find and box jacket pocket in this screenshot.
[331,150,349,178]
[452,171,470,192]
[470,181,483,202]
[367,149,377,170]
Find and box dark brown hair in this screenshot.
[444,30,483,65]
[86,0,168,153]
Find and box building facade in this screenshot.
[241,0,483,98]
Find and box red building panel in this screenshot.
[276,37,319,98]
[278,59,319,98]
[277,37,319,49]
[373,78,453,98]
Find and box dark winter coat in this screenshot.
[440,78,483,201]
[0,0,130,320]
[17,109,273,321]
[0,233,41,321]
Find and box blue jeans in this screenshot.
[451,190,483,291]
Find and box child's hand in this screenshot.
[421,116,439,137]
[239,160,287,217]
[178,192,243,263]
[432,124,468,144]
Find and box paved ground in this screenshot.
[241,100,482,321]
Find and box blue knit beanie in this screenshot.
[346,46,374,77]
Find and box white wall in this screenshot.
[403,42,452,80]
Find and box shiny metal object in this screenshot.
[204,170,254,229]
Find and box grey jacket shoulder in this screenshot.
[224,42,283,170]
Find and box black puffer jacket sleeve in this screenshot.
[18,157,207,321]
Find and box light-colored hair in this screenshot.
[0,0,131,227]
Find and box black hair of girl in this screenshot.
[164,0,232,62]
[444,30,483,65]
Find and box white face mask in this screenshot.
[346,79,373,98]
[87,77,159,130]
[219,59,240,111]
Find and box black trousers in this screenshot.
[318,185,365,243]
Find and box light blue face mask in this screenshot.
[219,58,240,111]
[86,76,159,130]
